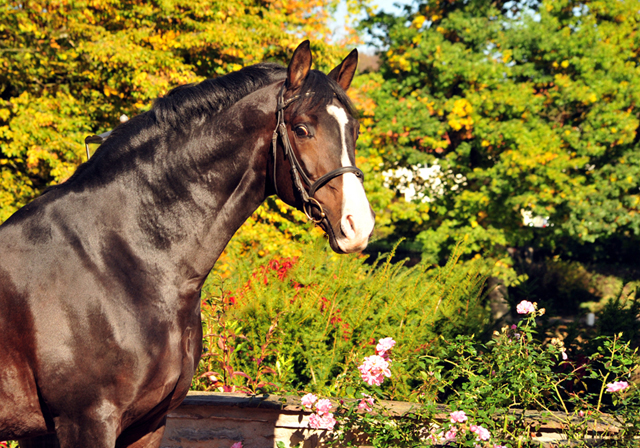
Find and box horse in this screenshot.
[0,40,375,448]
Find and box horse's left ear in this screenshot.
[328,49,358,91]
[287,40,312,91]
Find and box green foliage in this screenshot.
[192,241,491,399]
[420,318,640,445]
[0,441,19,448]
[355,0,640,265]
[596,282,639,344]
[213,197,326,279]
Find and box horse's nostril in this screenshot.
[341,214,357,239]
[348,215,358,232]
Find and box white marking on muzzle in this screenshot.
[326,104,374,252]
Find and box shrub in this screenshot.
[596,283,640,346]
[191,241,492,398]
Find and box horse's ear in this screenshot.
[287,40,312,90]
[328,49,358,91]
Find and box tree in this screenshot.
[357,0,640,268]
[0,0,354,223]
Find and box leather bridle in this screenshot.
[271,83,364,224]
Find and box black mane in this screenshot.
[152,63,286,127]
[55,62,355,191]
[151,63,357,126]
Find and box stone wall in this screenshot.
[161,393,325,448]
[160,392,621,448]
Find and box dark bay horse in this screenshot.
[0,41,374,447]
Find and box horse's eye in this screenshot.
[294,125,310,137]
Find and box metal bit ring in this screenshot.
[303,198,326,224]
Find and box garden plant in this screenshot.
[302,298,640,447]
[192,241,491,398]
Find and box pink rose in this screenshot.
[358,394,375,412]
[444,428,457,440]
[449,410,468,423]
[470,424,491,441]
[376,337,396,358]
[315,398,333,415]
[301,393,318,409]
[358,354,392,386]
[516,300,536,314]
[309,412,337,430]
[606,381,630,393]
[308,413,322,429]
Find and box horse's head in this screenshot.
[271,41,375,254]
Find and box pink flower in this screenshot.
[470,424,491,441]
[315,398,333,415]
[579,410,585,417]
[606,381,630,393]
[562,350,568,361]
[444,427,457,440]
[309,412,337,430]
[358,354,392,386]
[449,410,468,423]
[516,300,536,314]
[493,445,507,448]
[230,443,243,448]
[376,337,396,358]
[426,429,438,443]
[308,413,323,429]
[301,393,317,409]
[358,394,375,412]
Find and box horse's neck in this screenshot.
[78,84,280,285]
[153,86,279,278]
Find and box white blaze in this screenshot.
[326,104,374,252]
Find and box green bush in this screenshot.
[596,283,640,346]
[191,241,492,399]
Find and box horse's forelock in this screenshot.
[292,70,358,119]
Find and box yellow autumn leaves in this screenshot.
[447,99,473,132]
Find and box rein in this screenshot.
[271,83,364,223]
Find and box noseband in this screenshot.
[271,83,364,224]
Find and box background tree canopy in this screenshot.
[0,0,355,219]
[358,0,640,271]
